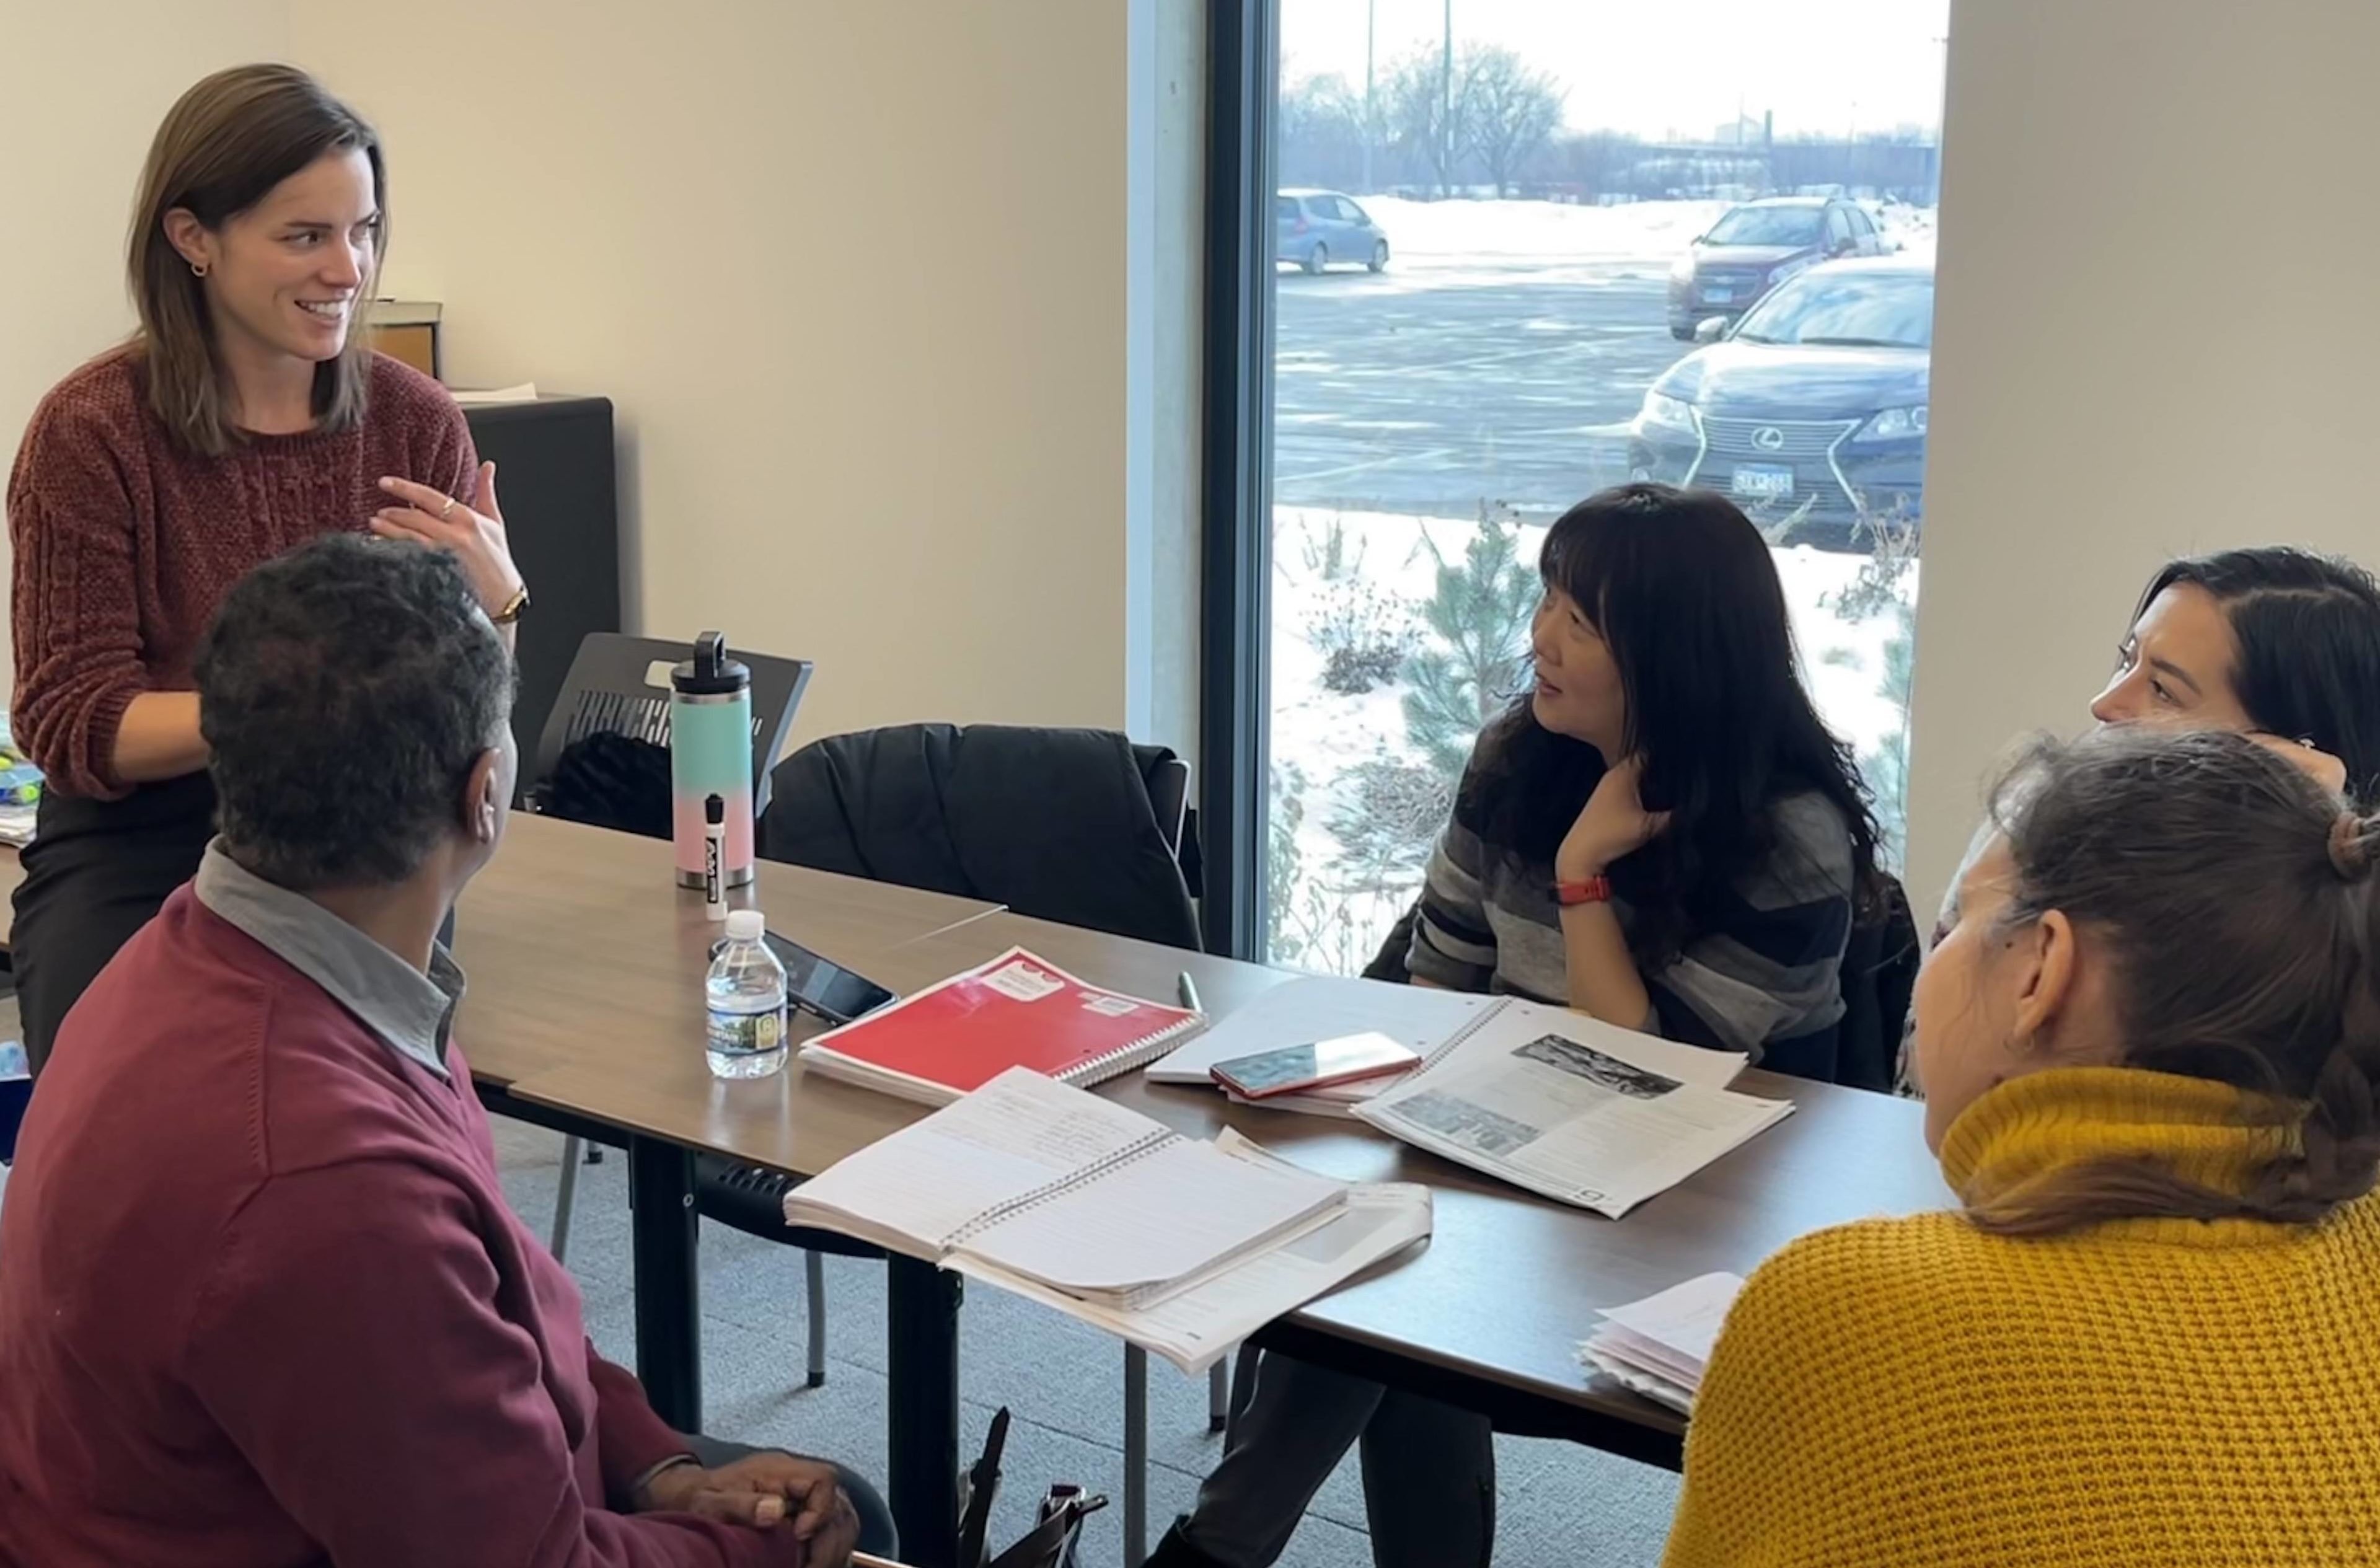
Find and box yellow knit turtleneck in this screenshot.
[1942,1065,2303,1243]
[1662,1066,2380,1568]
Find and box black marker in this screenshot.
[703,794,727,920]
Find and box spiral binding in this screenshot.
[1411,995,1514,1071]
[1057,1013,1208,1091]
[940,1126,1179,1251]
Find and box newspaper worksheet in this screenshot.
[1352,1006,1792,1217]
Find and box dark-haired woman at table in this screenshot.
[1149,483,1882,1568]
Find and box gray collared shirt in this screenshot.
[192,842,465,1080]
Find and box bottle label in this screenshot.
[707,1003,786,1056]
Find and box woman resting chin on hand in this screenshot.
[1148,484,1884,1568]
[1410,482,1883,1082]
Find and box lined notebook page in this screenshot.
[787,1068,1162,1249]
[960,1137,1346,1299]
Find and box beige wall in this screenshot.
[1906,0,2380,915]
[0,1,291,690]
[293,0,1164,753]
[24,1,2374,896]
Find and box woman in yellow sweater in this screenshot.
[1665,726,2380,1568]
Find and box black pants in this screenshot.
[1175,1350,1494,1568]
[14,774,219,1077]
[681,1434,897,1559]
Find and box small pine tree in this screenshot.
[1263,760,1309,965]
[1861,601,1916,868]
[1401,508,1540,784]
[1326,755,1453,896]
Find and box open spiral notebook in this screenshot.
[796,947,1204,1106]
[784,1067,1434,1373]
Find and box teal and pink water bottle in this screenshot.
[671,632,755,890]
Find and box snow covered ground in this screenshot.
[1266,504,1917,976]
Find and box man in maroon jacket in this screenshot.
[0,535,881,1567]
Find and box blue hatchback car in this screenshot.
[1276,189,1390,276]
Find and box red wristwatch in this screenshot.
[1556,875,1613,907]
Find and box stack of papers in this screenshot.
[1576,1272,1747,1414]
[447,382,540,405]
[786,1067,1432,1372]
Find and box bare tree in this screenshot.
[1383,46,1468,197]
[1277,72,1370,190]
[1460,45,1564,196]
[1546,130,1645,200]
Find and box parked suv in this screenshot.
[1667,196,1887,339]
[1276,190,1390,276]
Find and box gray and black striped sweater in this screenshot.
[1409,770,1856,1072]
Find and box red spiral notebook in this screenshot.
[795,947,1206,1106]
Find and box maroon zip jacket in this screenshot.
[0,884,803,1568]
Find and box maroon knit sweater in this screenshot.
[6,348,478,799]
[0,886,806,1568]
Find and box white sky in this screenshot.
[1281,0,1951,143]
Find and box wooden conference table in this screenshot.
[460,817,1954,1568]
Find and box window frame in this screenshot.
[1198,0,1278,958]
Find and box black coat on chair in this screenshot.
[759,723,1202,951]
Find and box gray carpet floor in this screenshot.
[488,1118,1682,1567]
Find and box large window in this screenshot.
[1210,1,1950,971]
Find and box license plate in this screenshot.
[1732,465,1795,501]
[1703,285,1734,303]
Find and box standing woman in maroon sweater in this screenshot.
[7,64,526,1072]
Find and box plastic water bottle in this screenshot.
[705,909,788,1080]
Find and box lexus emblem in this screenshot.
[1752,426,1787,451]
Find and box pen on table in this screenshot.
[1177,970,1204,1015]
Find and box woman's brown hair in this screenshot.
[1968,728,2380,1236]
[126,64,385,456]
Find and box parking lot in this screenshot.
[1272,240,1691,519]
[1269,196,1934,526]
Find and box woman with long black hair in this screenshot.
[1410,482,1883,1077]
[1150,483,1882,1568]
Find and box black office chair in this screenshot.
[759,724,1204,949]
[751,722,1205,1563]
[523,635,834,1381]
[1834,873,1920,1093]
[526,632,811,814]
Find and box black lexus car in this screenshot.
[1631,256,1931,545]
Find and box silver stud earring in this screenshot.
[190,261,208,279]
